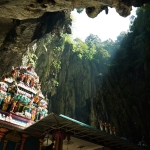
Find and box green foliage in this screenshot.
[73,38,89,59]
[22,46,38,68]
[62,34,74,45]
[93,48,110,63]
[85,34,111,63]
[35,33,67,95]
[116,31,127,43]
[114,4,150,72]
[85,34,102,48]
[26,53,38,67]
[52,79,59,86]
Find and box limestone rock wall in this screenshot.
[48,47,150,144]
[0,11,70,77]
[0,0,149,20]
[0,0,149,77]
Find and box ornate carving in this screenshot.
[5,130,21,142]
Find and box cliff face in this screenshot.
[34,34,150,146]
[0,11,71,77]
[0,0,149,78]
[93,68,150,144]
[48,41,150,144]
[39,44,147,145]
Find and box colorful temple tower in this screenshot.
[0,64,48,150]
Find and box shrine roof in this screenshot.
[23,113,148,150]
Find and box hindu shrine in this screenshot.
[0,64,48,129]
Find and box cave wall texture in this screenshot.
[0,0,150,19]
[0,0,150,148]
[48,40,150,145]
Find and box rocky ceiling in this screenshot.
[0,0,150,19]
[0,0,150,76]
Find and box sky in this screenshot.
[71,7,137,42]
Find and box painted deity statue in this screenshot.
[33,93,40,105]
[39,109,45,120]
[23,103,32,113]
[10,101,18,112]
[104,122,108,133]
[108,124,112,134]
[25,74,31,86]
[0,93,6,108]
[36,83,41,92]
[99,120,104,131]
[30,78,35,88]
[10,66,17,79]
[31,107,37,121]
[35,107,41,121]
[39,108,48,120]
[112,127,116,136]
[38,99,47,109]
[19,74,26,83]
[2,95,11,111]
